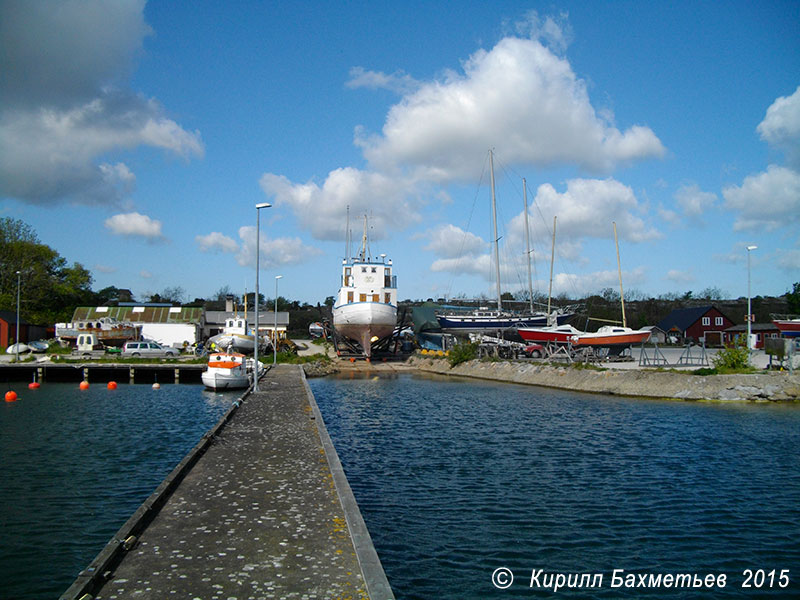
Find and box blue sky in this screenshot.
[1,1,799,305]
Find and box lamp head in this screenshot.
[256,202,272,209]
[746,245,757,251]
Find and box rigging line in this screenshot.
[444,152,489,301]
[493,153,537,301]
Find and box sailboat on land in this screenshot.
[436,151,573,335]
[332,216,398,357]
[521,222,650,349]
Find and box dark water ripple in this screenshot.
[310,373,800,599]
[0,383,236,600]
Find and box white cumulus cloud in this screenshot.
[357,36,665,181]
[675,183,717,219]
[235,226,323,269]
[104,212,165,240]
[196,232,239,254]
[423,224,486,259]
[0,0,203,205]
[757,85,800,168]
[722,165,800,231]
[259,168,425,241]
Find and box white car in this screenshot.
[121,341,178,358]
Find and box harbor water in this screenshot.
[0,383,237,600]
[3,374,799,599]
[309,372,800,598]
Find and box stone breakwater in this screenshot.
[408,356,800,402]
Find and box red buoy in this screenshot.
[107,381,118,390]
[79,381,90,390]
[5,390,18,402]
[28,382,40,389]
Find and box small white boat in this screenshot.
[201,352,255,390]
[208,317,256,354]
[28,340,50,353]
[6,343,29,354]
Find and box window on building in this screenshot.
[347,291,353,303]
[361,267,367,273]
[359,293,367,302]
[715,317,723,326]
[702,316,710,326]
[372,294,379,303]
[371,267,377,273]
[385,293,391,304]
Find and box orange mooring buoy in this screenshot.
[107,381,118,390]
[79,381,90,390]
[5,390,18,402]
[28,382,40,389]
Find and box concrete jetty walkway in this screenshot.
[64,364,393,600]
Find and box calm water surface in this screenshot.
[0,383,237,600]
[310,373,800,599]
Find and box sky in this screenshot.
[1,0,799,306]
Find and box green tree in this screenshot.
[0,217,93,324]
[787,282,800,314]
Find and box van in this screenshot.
[121,340,178,358]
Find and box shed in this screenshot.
[68,306,204,348]
[641,325,667,345]
[657,305,736,346]
[204,310,290,342]
[723,322,781,349]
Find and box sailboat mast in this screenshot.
[548,216,556,317]
[614,221,627,328]
[489,150,502,310]
[523,178,534,313]
[345,205,350,262]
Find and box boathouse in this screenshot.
[657,305,736,346]
[67,305,204,348]
[723,322,781,349]
[0,311,48,347]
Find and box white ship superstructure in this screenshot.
[332,219,397,357]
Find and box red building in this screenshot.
[0,310,26,348]
[657,305,736,346]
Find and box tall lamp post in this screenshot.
[15,270,21,362]
[254,202,272,392]
[274,275,283,365]
[746,245,757,352]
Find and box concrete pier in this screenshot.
[62,364,393,600]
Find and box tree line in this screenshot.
[2,217,798,332]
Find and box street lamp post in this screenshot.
[274,275,283,365]
[15,270,21,362]
[254,202,272,391]
[746,245,757,352]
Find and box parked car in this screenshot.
[121,340,178,358]
[524,343,545,358]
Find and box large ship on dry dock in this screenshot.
[332,217,397,358]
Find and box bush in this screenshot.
[448,341,478,367]
[711,339,753,373]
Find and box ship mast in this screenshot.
[548,216,556,319]
[490,150,502,310]
[614,221,627,328]
[523,178,534,314]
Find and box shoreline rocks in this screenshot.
[407,356,800,402]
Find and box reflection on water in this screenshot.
[0,383,237,600]
[311,373,800,599]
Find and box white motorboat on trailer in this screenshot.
[332,216,397,358]
[208,316,256,354]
